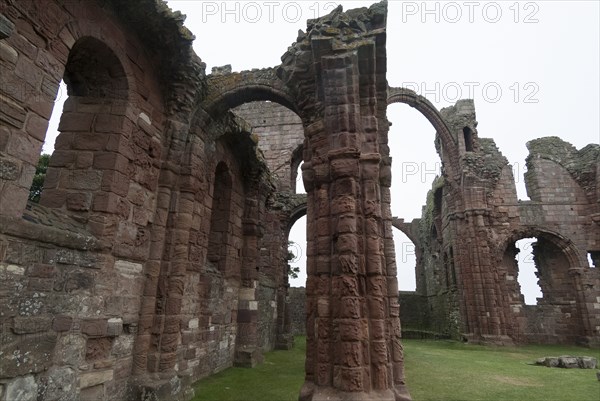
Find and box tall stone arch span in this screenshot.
[202,68,299,117]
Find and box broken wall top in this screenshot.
[526,136,599,202]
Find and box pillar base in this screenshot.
[275,333,294,350]
[299,383,411,401]
[234,347,263,368]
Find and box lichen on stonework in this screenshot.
[419,176,444,243]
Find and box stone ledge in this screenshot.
[234,347,264,368]
[0,204,108,251]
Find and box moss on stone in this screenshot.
[419,175,444,244]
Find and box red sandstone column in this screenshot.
[300,44,410,401]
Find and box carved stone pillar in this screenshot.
[296,4,411,398]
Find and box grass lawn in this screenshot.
[192,337,306,401]
[403,340,600,401]
[192,337,600,401]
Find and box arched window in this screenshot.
[463,127,474,152]
[394,228,417,291]
[288,215,307,287]
[40,37,129,212]
[515,238,543,305]
[290,145,305,194]
[207,162,233,272]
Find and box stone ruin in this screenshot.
[0,1,598,400]
[395,131,600,346]
[534,356,597,369]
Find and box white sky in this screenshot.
[44,1,599,296]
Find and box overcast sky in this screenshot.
[44,1,599,300]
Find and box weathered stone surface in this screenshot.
[56,334,86,366]
[578,357,598,369]
[81,319,108,337]
[5,375,37,401]
[12,316,52,334]
[53,315,73,332]
[86,338,113,361]
[0,13,15,39]
[114,260,143,276]
[107,318,123,337]
[1,0,598,400]
[0,159,19,180]
[558,356,579,369]
[536,356,598,369]
[44,366,77,400]
[0,333,56,377]
[80,384,104,401]
[112,335,134,357]
[79,370,113,389]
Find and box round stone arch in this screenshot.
[40,34,135,213]
[57,20,142,97]
[391,217,420,250]
[499,227,587,269]
[201,69,301,119]
[287,200,308,237]
[497,226,592,342]
[63,36,130,98]
[387,86,458,173]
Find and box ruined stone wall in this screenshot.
[0,206,125,400]
[233,100,310,351]
[1,1,174,399]
[288,287,306,336]
[401,180,462,340]
[397,292,429,333]
[494,138,599,344]
[256,193,307,351]
[233,100,307,352]
[0,1,285,399]
[257,275,278,351]
[478,136,599,345]
[175,139,247,381]
[409,98,600,345]
[234,102,304,192]
[2,0,596,400]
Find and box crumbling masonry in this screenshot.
[0,1,598,400]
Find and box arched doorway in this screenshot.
[195,74,309,358]
[394,228,417,292]
[386,102,440,296]
[500,230,588,343]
